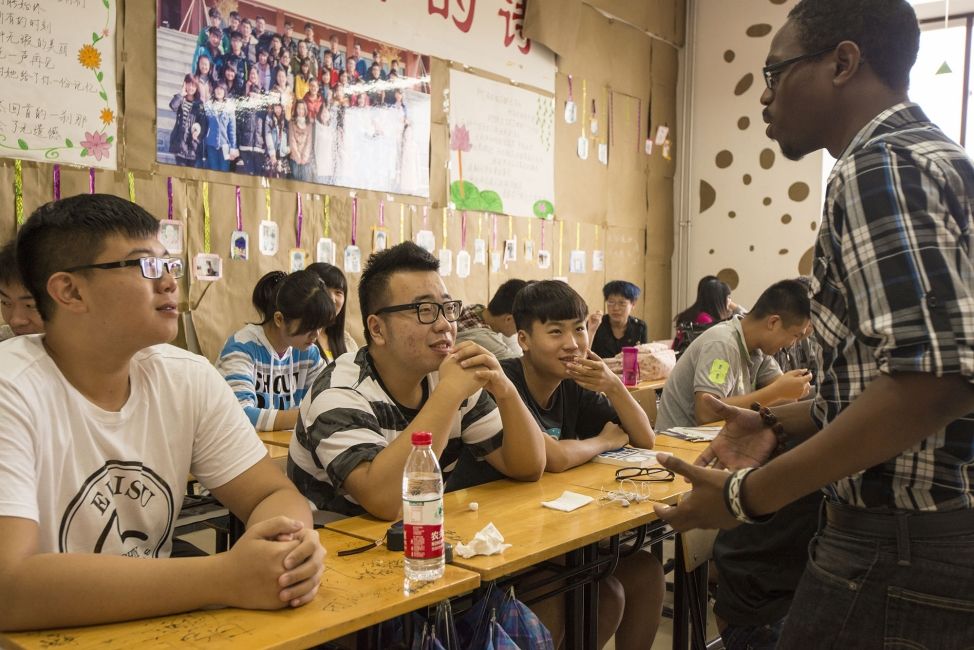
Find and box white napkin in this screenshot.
[541,490,594,512]
[455,522,512,559]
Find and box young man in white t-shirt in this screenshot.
[0,194,324,631]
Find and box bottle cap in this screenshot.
[411,431,433,445]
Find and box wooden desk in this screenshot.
[327,462,692,582]
[627,377,667,392]
[259,429,293,449]
[2,530,480,650]
[264,443,288,460]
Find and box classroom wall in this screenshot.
[0,0,684,357]
[679,0,823,309]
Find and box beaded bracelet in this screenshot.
[722,467,773,524]
[750,402,787,454]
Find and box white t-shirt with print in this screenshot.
[0,336,267,557]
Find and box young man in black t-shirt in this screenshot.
[501,280,662,650]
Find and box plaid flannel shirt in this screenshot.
[811,102,974,511]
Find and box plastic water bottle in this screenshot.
[622,346,640,386]
[402,431,445,581]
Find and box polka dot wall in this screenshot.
[683,0,821,306]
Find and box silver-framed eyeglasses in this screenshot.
[63,256,185,280]
[374,300,463,324]
[762,45,837,91]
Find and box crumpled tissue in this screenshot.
[455,522,512,558]
[541,490,594,512]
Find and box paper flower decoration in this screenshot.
[77,44,102,70]
[81,131,111,161]
[450,125,472,198]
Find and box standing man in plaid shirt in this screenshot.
[654,1,974,647]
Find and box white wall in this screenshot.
[676,0,823,310]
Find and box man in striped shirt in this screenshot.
[654,1,974,647]
[288,243,546,519]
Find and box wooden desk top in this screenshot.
[259,429,293,449]
[1,530,480,650]
[264,443,289,460]
[627,377,667,392]
[327,461,692,582]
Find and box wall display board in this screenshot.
[448,70,554,216]
[156,0,431,196]
[0,0,119,169]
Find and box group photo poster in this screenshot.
[156,0,431,197]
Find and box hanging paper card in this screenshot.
[456,249,471,278]
[230,230,249,260]
[564,100,577,124]
[474,238,487,265]
[373,227,389,253]
[259,221,279,256]
[577,136,589,160]
[317,237,336,264]
[523,239,535,262]
[438,249,453,276]
[662,139,673,160]
[564,74,577,124]
[592,250,605,271]
[655,125,669,145]
[193,253,222,281]
[158,220,184,255]
[503,237,517,263]
[569,249,587,274]
[288,248,307,272]
[344,245,362,273]
[644,139,654,155]
[590,100,598,135]
[491,251,501,272]
[415,229,436,253]
[598,143,608,165]
[537,250,551,269]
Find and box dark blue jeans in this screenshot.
[777,509,974,649]
[720,618,784,650]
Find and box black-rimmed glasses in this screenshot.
[63,256,184,280]
[762,45,838,91]
[374,300,463,324]
[615,467,675,482]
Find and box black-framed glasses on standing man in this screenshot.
[374,300,463,324]
[62,256,185,280]
[762,44,839,91]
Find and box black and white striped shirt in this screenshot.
[811,102,974,511]
[287,348,504,515]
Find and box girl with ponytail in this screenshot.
[216,269,335,430]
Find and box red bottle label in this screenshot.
[403,497,444,560]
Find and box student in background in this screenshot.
[590,280,648,359]
[455,278,528,360]
[216,270,332,431]
[307,262,359,362]
[288,242,546,519]
[0,242,43,342]
[0,195,323,631]
[503,280,661,650]
[657,279,812,431]
[672,275,733,352]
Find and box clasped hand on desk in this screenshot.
[653,395,777,532]
[221,516,326,609]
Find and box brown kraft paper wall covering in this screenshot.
[0,0,683,358]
